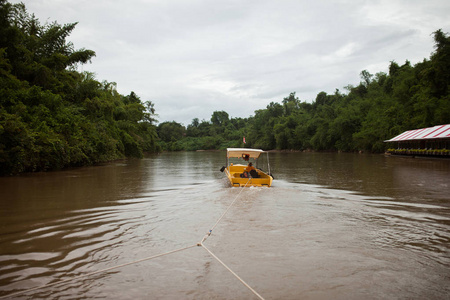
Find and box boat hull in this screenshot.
[225,165,273,187]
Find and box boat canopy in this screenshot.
[226,148,264,159]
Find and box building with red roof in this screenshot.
[385,124,450,157]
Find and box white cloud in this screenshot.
[12,0,450,125]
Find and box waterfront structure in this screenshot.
[385,124,450,157]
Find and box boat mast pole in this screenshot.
[226,151,229,171]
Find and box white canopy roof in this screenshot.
[226,148,264,159]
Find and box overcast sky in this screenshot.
[12,0,450,126]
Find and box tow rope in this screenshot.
[1,178,265,300]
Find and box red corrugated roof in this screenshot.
[385,124,450,142]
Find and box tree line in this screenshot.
[1,0,449,175]
[0,1,159,175]
[159,29,449,152]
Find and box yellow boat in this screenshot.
[220,148,274,187]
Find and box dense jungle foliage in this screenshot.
[0,1,159,175]
[1,0,449,175]
[159,29,450,153]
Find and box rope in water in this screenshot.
[0,244,197,299]
[198,178,266,300]
[200,177,252,244]
[200,242,264,300]
[1,178,265,300]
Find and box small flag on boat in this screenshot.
[243,136,246,144]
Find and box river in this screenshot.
[0,152,449,299]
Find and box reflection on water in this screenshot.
[0,152,449,299]
[271,152,450,203]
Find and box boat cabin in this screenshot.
[221,148,273,187]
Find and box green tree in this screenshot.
[282,92,300,116]
[157,121,185,142]
[427,29,450,97]
[0,1,159,174]
[211,110,229,126]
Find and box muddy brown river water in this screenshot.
[0,152,449,299]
